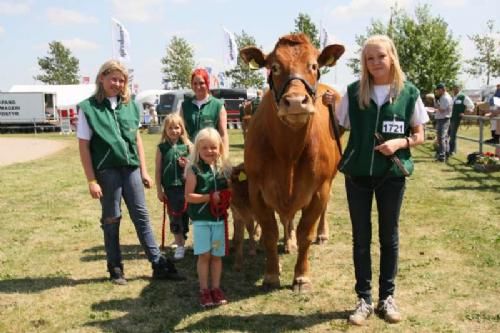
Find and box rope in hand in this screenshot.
[161,198,188,250]
[209,189,232,255]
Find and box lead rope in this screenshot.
[209,189,232,255]
[161,198,188,250]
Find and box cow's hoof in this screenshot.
[233,263,243,272]
[248,248,257,256]
[314,235,329,245]
[292,277,312,293]
[262,274,280,291]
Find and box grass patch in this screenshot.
[0,126,499,332]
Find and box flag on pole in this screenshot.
[320,25,329,49]
[222,27,238,69]
[111,18,131,62]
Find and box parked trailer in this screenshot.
[0,92,59,132]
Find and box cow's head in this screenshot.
[240,33,344,128]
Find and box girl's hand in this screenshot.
[89,182,103,199]
[374,138,404,156]
[322,90,336,105]
[157,191,167,203]
[211,191,220,204]
[142,173,153,189]
[178,157,188,168]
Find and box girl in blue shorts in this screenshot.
[185,127,231,308]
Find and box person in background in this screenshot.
[77,60,184,285]
[448,83,474,156]
[185,128,232,308]
[323,35,429,325]
[485,84,500,144]
[155,113,192,260]
[180,68,229,154]
[433,83,453,161]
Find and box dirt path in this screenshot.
[0,138,69,166]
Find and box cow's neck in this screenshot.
[272,120,312,163]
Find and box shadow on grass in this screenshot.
[0,276,149,293]
[230,143,245,150]
[80,244,148,262]
[84,239,342,332]
[413,144,500,194]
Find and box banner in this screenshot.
[222,27,238,69]
[320,25,329,49]
[111,18,130,62]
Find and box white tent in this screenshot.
[134,89,170,107]
[9,84,96,108]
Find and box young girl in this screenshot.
[324,35,429,325]
[184,127,232,308]
[155,113,192,260]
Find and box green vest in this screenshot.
[182,96,223,141]
[339,81,419,177]
[79,96,140,171]
[158,140,189,188]
[451,93,466,121]
[187,160,229,222]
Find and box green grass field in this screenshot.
[0,127,498,333]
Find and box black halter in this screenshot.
[267,70,321,105]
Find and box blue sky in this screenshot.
[0,0,498,93]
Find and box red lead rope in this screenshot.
[161,198,188,250]
[209,189,232,255]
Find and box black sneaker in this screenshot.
[152,256,186,281]
[109,266,127,285]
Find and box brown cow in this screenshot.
[229,163,260,271]
[240,33,344,292]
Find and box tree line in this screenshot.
[35,6,499,95]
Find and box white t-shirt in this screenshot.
[337,84,429,130]
[77,96,118,140]
[435,92,453,119]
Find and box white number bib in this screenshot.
[382,120,405,134]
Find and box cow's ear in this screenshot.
[240,47,266,69]
[318,44,345,68]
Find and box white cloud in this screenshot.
[61,38,99,51]
[46,8,98,25]
[112,0,163,22]
[0,25,4,34]
[330,0,412,21]
[0,1,29,15]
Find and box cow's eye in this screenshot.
[271,63,281,75]
[309,63,318,72]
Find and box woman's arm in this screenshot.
[218,106,229,154]
[155,148,165,202]
[78,138,102,199]
[136,132,153,188]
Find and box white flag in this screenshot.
[223,27,238,69]
[111,18,131,62]
[320,26,329,49]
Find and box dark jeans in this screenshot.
[448,117,461,154]
[165,186,189,236]
[345,175,406,304]
[97,167,161,269]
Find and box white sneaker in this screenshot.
[376,295,401,323]
[174,246,185,260]
[349,298,374,325]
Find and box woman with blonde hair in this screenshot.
[323,35,429,325]
[77,60,184,284]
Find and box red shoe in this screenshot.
[199,289,214,308]
[211,288,228,306]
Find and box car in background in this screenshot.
[156,89,193,119]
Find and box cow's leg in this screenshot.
[280,215,297,253]
[293,186,330,293]
[250,189,280,289]
[246,218,259,256]
[314,208,329,245]
[231,208,245,272]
